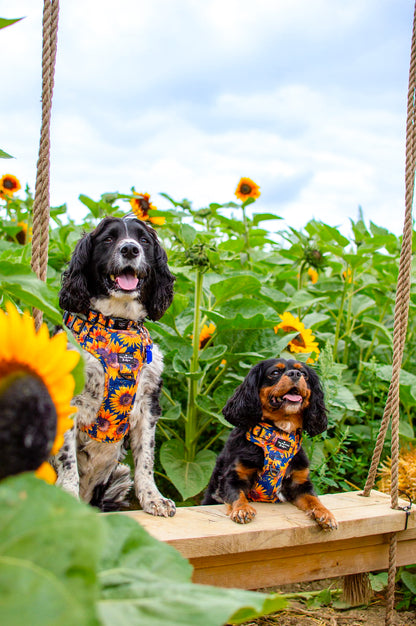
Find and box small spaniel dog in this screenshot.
[53,215,176,516]
[202,358,337,529]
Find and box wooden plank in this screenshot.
[122,491,415,558]
[189,531,416,589]
[118,491,416,589]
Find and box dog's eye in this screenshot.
[268,369,281,379]
[103,236,114,244]
[139,237,149,245]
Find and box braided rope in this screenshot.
[31,0,59,330]
[362,3,416,624]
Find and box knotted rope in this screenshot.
[362,2,416,623]
[31,0,59,330]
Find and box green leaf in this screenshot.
[99,513,192,582]
[161,404,182,421]
[369,571,388,591]
[288,290,328,309]
[399,420,414,439]
[179,224,197,247]
[97,513,286,626]
[160,440,216,500]
[98,568,286,626]
[252,213,282,226]
[331,385,363,412]
[0,148,13,159]
[210,275,262,305]
[0,17,24,30]
[0,474,101,626]
[401,570,416,595]
[207,311,276,331]
[0,262,61,324]
[199,344,227,362]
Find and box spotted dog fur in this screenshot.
[54,215,176,516]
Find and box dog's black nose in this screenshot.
[286,369,302,380]
[120,242,140,258]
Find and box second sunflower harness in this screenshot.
[64,309,153,443]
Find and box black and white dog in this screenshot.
[53,215,176,516]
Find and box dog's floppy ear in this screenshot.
[142,229,175,321]
[303,365,328,437]
[222,362,266,428]
[59,232,93,313]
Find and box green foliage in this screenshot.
[0,474,287,625]
[1,180,416,501]
[1,176,415,619]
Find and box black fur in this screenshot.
[59,216,175,320]
[203,358,337,529]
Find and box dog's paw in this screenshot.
[313,508,338,531]
[142,495,176,517]
[229,503,257,524]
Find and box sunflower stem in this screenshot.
[333,269,349,360]
[185,268,204,461]
[241,204,252,270]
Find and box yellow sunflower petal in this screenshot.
[35,462,57,484]
[0,304,79,464]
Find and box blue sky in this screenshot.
[1,1,414,235]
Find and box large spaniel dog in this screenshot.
[202,358,337,529]
[53,215,176,516]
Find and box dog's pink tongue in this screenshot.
[116,273,139,291]
[284,393,302,402]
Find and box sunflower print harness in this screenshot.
[63,310,153,443]
[246,422,302,502]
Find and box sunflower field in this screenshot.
[1,173,416,622]
[1,174,416,500]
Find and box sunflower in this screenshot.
[129,192,165,225]
[377,446,416,500]
[0,304,79,483]
[274,312,320,362]
[307,267,318,284]
[109,386,134,414]
[0,174,21,197]
[234,177,261,201]
[199,322,216,349]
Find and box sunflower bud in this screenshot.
[304,246,325,269]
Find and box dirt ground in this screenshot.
[231,578,416,626]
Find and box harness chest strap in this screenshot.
[246,422,302,502]
[64,310,153,443]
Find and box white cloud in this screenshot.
[1,0,414,237]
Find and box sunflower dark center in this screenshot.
[119,393,133,406]
[138,199,150,213]
[240,183,252,195]
[3,178,14,190]
[291,334,306,348]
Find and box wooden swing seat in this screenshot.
[121,490,416,589]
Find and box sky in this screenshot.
[1,1,414,236]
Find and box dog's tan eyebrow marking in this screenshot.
[293,363,303,370]
[276,363,285,369]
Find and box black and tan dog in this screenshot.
[203,358,337,530]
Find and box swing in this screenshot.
[31,2,415,625]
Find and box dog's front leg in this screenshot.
[129,366,176,517]
[129,416,176,517]
[52,425,79,498]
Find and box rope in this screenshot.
[31,0,59,330]
[362,2,416,624]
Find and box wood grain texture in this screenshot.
[116,490,416,588]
